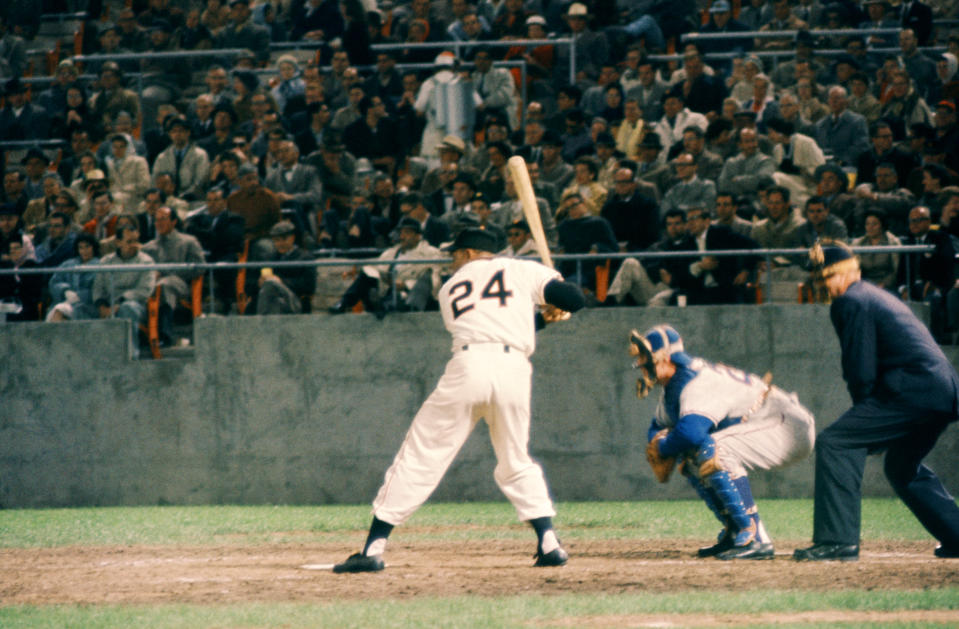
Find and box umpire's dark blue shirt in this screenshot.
[830,280,959,414]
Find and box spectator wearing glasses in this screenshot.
[662,153,717,215]
[33,210,78,269]
[897,205,955,342]
[501,219,537,257]
[856,121,919,189]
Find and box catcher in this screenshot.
[633,325,816,559]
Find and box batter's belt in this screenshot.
[455,343,519,354]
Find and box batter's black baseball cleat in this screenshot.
[534,546,568,567]
[333,552,385,573]
[934,544,959,558]
[716,541,775,560]
[793,543,859,562]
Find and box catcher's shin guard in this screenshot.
[733,476,771,544]
[682,457,727,526]
[695,439,752,544]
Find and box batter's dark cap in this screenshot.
[443,227,499,253]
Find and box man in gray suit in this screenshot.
[263,140,323,242]
[472,47,519,131]
[626,57,668,123]
[216,0,271,64]
[814,86,870,167]
[718,128,777,199]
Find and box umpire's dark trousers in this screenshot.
[813,397,959,548]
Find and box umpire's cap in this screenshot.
[809,239,859,279]
[443,227,499,253]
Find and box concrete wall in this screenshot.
[1,305,958,508]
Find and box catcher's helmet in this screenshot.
[628,325,692,399]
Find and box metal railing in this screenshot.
[70,49,252,64]
[39,12,89,22]
[272,37,577,84]
[682,27,903,42]
[650,45,947,65]
[247,59,530,125]
[674,26,948,71]
[0,244,933,317]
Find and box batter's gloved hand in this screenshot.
[539,304,571,323]
[646,429,676,483]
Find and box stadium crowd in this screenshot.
[2,0,959,347]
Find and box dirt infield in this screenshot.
[3,536,958,606]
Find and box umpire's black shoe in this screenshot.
[534,546,568,567]
[716,541,775,561]
[333,552,385,573]
[697,530,734,558]
[935,544,959,558]
[793,543,859,562]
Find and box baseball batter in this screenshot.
[333,228,586,573]
[634,325,816,560]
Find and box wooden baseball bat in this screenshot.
[506,155,553,268]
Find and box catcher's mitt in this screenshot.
[646,429,676,483]
[540,304,571,323]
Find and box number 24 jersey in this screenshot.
[440,257,560,357]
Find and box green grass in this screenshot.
[1,501,956,628]
[0,499,934,548]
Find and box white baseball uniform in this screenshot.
[654,358,816,478]
[372,256,561,525]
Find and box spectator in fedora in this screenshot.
[20,149,51,202]
[153,117,211,202]
[0,78,50,141]
[246,219,317,314]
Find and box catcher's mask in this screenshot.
[628,325,690,399]
[808,240,859,303]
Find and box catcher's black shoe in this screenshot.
[534,546,568,567]
[793,543,859,562]
[333,552,385,573]
[697,529,734,558]
[716,541,775,561]
[935,544,959,558]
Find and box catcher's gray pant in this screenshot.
[713,387,816,479]
[372,346,557,526]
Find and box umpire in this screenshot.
[794,241,959,561]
